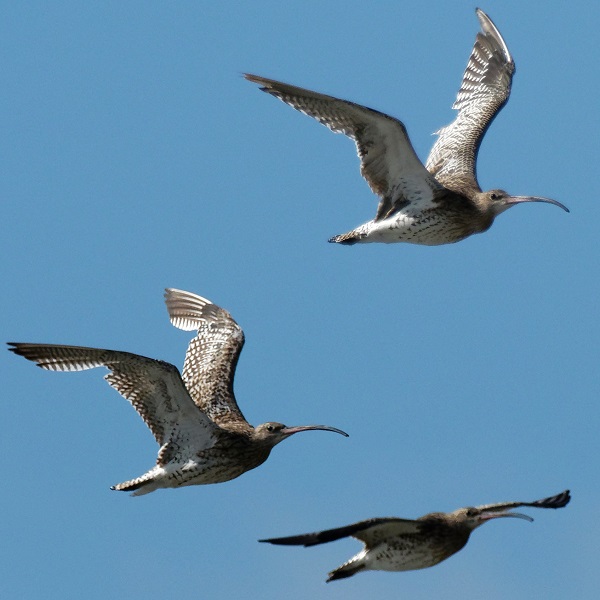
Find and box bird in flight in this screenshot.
[260,489,570,581]
[8,288,348,495]
[245,9,568,246]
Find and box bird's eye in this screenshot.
[266,425,274,432]
[466,508,477,517]
[490,193,500,200]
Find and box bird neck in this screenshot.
[465,192,498,231]
[419,514,472,550]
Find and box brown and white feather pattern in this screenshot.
[6,343,218,462]
[244,73,442,222]
[164,288,248,429]
[246,11,567,246]
[426,8,515,192]
[9,295,349,495]
[261,490,570,579]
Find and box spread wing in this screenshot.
[426,9,515,192]
[164,288,247,428]
[8,343,218,464]
[477,490,571,513]
[260,517,421,547]
[245,73,442,221]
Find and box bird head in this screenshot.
[480,189,569,217]
[450,506,534,531]
[254,422,349,447]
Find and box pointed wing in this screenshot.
[477,490,571,513]
[164,289,248,428]
[260,517,421,547]
[8,343,218,461]
[426,9,515,192]
[245,73,442,221]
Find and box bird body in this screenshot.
[335,187,495,245]
[9,289,348,495]
[245,9,568,246]
[110,427,275,494]
[260,490,571,581]
[321,513,474,579]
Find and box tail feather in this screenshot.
[111,469,161,496]
[111,480,158,497]
[328,231,361,245]
[327,562,365,582]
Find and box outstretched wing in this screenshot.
[260,517,421,547]
[164,288,247,428]
[426,9,515,193]
[477,490,571,513]
[245,73,442,221]
[8,343,218,462]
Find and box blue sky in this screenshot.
[1,1,597,598]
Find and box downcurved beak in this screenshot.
[282,425,349,437]
[506,195,569,213]
[481,511,534,523]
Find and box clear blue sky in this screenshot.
[2,1,597,598]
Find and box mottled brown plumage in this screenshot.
[245,9,568,246]
[8,289,348,495]
[260,490,570,581]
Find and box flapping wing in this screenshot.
[260,517,421,547]
[477,490,571,513]
[426,9,515,192]
[8,342,218,460]
[245,73,442,221]
[164,288,247,428]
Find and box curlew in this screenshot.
[260,489,570,581]
[245,9,568,246]
[8,288,348,495]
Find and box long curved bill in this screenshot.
[480,511,534,523]
[507,195,569,213]
[282,425,349,437]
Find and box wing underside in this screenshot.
[245,73,442,221]
[260,517,421,547]
[8,342,217,461]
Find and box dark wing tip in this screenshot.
[532,490,571,509]
[258,534,320,547]
[7,342,40,362]
[243,73,270,91]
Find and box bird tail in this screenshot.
[111,469,161,497]
[328,231,362,245]
[328,221,373,244]
[327,560,365,582]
